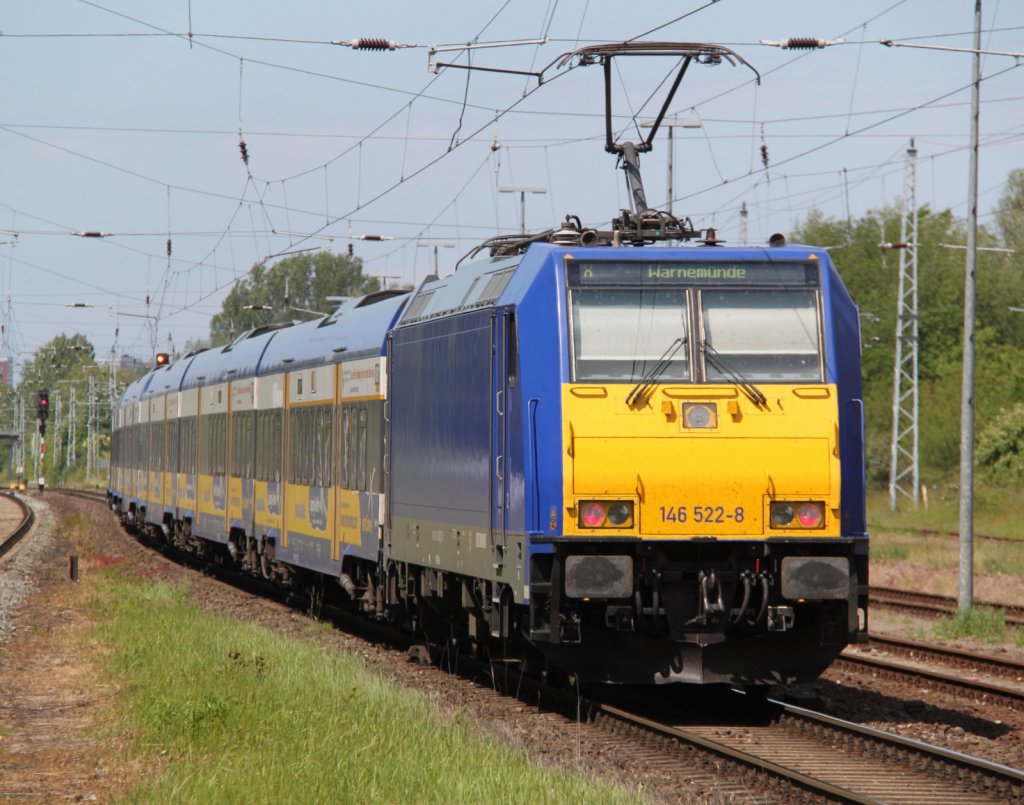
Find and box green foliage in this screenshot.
[792,173,1024,486]
[209,251,381,345]
[18,332,96,393]
[976,402,1024,484]
[95,579,640,804]
[4,333,145,486]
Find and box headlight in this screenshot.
[578,500,634,528]
[770,501,824,529]
[683,402,717,429]
[607,503,632,526]
[771,503,794,526]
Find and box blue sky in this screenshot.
[2,0,1022,375]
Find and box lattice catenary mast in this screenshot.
[888,140,920,509]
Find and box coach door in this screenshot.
[491,309,513,550]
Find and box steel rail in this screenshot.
[0,492,36,563]
[864,634,1024,678]
[836,652,1024,706]
[870,585,1024,626]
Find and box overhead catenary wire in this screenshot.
[11,0,1024,357]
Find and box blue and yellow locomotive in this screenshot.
[109,41,867,688]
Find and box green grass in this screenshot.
[867,530,1024,578]
[932,607,1008,644]
[867,488,1024,541]
[867,489,1024,580]
[870,543,909,562]
[90,579,640,805]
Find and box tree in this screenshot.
[209,252,381,345]
[18,333,96,394]
[10,334,117,484]
[792,198,1024,487]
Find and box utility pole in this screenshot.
[416,240,456,282]
[640,118,703,214]
[13,393,21,481]
[87,376,95,479]
[53,390,62,465]
[889,139,920,510]
[959,0,982,613]
[16,393,24,482]
[67,385,77,468]
[499,186,547,235]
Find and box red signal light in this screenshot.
[155,353,169,366]
[579,502,607,527]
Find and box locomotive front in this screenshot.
[527,247,868,686]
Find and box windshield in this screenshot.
[701,289,821,381]
[570,288,689,382]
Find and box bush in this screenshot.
[976,402,1024,484]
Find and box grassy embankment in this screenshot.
[866,489,1024,646]
[84,566,641,803]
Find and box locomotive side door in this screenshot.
[491,309,512,549]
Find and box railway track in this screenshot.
[57,489,1024,801]
[52,487,107,504]
[862,634,1024,681]
[0,493,35,564]
[837,635,1024,707]
[896,526,1021,545]
[587,695,1024,804]
[870,585,1024,627]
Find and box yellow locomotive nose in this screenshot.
[563,384,840,539]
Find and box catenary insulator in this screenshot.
[784,37,824,49]
[760,143,769,169]
[239,139,250,165]
[351,38,397,51]
[761,37,844,49]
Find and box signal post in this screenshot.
[37,390,48,493]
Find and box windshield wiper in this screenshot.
[701,341,768,409]
[626,337,686,407]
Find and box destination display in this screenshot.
[567,260,818,287]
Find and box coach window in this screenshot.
[570,288,690,382]
[271,409,282,483]
[152,420,163,474]
[167,419,178,473]
[357,407,367,490]
[700,289,822,382]
[288,409,300,484]
[365,402,384,493]
[316,405,333,488]
[184,417,196,475]
[341,406,353,488]
[255,411,267,481]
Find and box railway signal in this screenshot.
[37,389,48,493]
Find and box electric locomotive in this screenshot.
[387,233,867,686]
[108,42,867,688]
